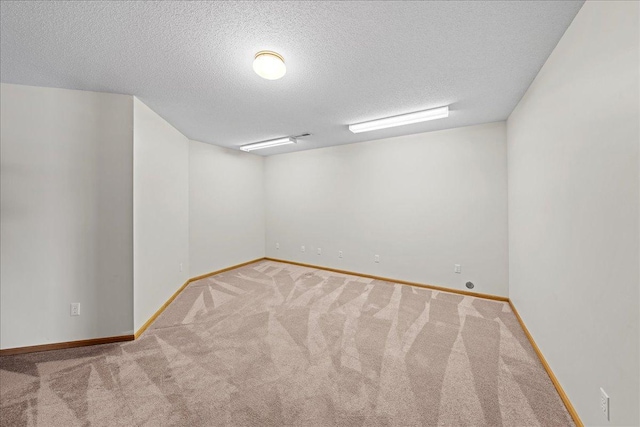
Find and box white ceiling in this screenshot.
[1,1,583,155]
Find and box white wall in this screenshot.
[507,1,639,425]
[133,98,189,332]
[265,122,509,296]
[0,84,134,349]
[0,86,265,347]
[189,140,265,277]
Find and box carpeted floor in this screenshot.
[1,260,573,426]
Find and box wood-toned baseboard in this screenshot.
[134,278,191,339]
[264,257,509,302]
[508,300,583,427]
[1,258,267,355]
[0,256,583,427]
[0,334,134,356]
[267,258,582,423]
[134,257,266,339]
[188,258,265,282]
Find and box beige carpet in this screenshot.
[1,260,573,426]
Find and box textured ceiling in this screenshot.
[0,1,583,155]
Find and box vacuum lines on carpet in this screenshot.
[0,260,572,426]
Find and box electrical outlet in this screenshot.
[374,254,380,263]
[179,263,183,272]
[276,242,280,250]
[70,303,81,316]
[454,264,462,274]
[317,247,322,255]
[301,246,305,252]
[600,388,609,421]
[338,250,343,258]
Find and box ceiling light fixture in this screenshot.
[253,50,286,80]
[240,136,296,152]
[348,106,449,133]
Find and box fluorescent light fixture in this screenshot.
[240,137,296,152]
[348,106,449,133]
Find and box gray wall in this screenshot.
[189,140,265,278]
[133,97,190,332]
[0,85,267,349]
[0,84,134,348]
[265,122,509,297]
[507,1,639,425]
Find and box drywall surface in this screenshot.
[189,140,265,277]
[0,1,584,155]
[507,1,639,425]
[265,122,509,296]
[133,98,189,332]
[0,84,134,349]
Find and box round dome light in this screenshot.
[253,51,286,80]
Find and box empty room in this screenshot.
[0,1,638,426]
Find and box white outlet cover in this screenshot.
[600,388,609,421]
[338,251,343,258]
[374,255,380,263]
[70,303,81,316]
[301,246,305,252]
[276,242,280,249]
[317,248,322,255]
[454,264,462,273]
